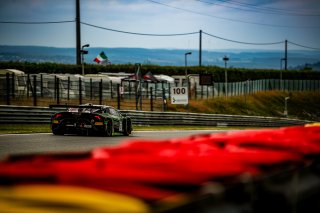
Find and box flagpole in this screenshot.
[135,63,142,110]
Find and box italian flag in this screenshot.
[94,51,109,64]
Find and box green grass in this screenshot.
[0,124,51,134]
[132,125,246,131]
[168,91,320,121]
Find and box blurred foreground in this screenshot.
[1,124,320,213]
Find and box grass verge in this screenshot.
[168,91,320,121]
[0,124,51,134]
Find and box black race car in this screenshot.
[50,104,132,136]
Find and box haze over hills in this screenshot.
[0,45,319,70]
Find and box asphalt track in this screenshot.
[0,130,224,160]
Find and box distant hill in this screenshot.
[293,61,320,71]
[0,45,319,70]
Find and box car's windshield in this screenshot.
[68,108,78,112]
[67,108,102,113]
[83,108,102,113]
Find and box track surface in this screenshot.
[0,130,223,160]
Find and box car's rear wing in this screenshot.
[49,104,103,110]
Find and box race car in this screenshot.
[50,104,132,136]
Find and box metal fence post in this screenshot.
[244,81,247,110]
[212,85,215,98]
[110,81,113,99]
[162,87,166,112]
[40,74,43,98]
[54,75,57,100]
[117,84,120,110]
[90,78,93,100]
[99,79,102,105]
[33,75,37,106]
[135,82,138,110]
[56,77,60,105]
[27,74,30,98]
[67,76,70,100]
[201,85,203,99]
[140,87,142,111]
[146,82,149,98]
[6,73,10,105]
[128,81,132,99]
[11,73,15,98]
[79,77,82,105]
[150,87,153,111]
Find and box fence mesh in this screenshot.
[1,73,319,109]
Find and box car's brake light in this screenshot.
[94,115,102,121]
[54,113,62,119]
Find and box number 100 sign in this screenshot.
[170,87,188,105]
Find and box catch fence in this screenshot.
[1,73,319,110]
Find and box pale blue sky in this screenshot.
[0,0,320,50]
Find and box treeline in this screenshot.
[1,61,320,82]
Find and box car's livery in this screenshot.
[50,104,132,136]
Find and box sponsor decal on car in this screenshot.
[80,123,92,128]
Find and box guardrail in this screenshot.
[0,105,309,127]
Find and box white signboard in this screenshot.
[119,86,124,95]
[171,87,188,105]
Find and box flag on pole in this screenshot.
[127,64,141,81]
[143,71,158,82]
[94,51,110,64]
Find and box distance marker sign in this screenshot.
[171,87,188,104]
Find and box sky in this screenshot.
[0,0,320,51]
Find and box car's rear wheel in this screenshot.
[123,118,132,136]
[52,127,64,135]
[104,120,113,137]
